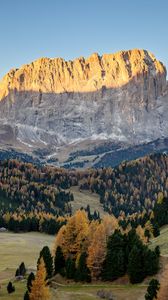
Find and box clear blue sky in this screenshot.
[0,0,167,79]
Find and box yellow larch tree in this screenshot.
[136,225,147,244]
[87,222,106,279]
[102,214,118,236]
[29,258,51,300]
[54,210,89,259]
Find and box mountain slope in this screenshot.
[0,49,167,166]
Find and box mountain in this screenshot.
[0,49,168,167]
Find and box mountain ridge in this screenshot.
[0,48,166,97]
[0,48,167,167]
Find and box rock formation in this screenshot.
[0,49,167,165]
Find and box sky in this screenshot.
[0,0,167,79]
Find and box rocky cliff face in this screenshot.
[0,49,167,165]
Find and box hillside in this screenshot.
[69,186,106,216]
[150,225,168,256]
[80,153,168,216]
[0,152,167,236]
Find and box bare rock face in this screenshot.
[0,49,167,164]
[0,49,166,96]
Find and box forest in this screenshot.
[22,210,160,300]
[0,154,168,300]
[0,153,167,236]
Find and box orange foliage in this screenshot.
[87,223,106,279]
[29,258,50,300]
[55,210,89,259]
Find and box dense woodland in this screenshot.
[0,153,167,236]
[80,153,168,216]
[21,210,160,300]
[0,154,168,299]
[54,211,159,284]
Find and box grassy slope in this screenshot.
[150,225,168,256]
[0,232,53,299]
[0,232,54,280]
[53,284,147,300]
[69,186,106,216]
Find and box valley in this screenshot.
[0,1,168,299]
[0,225,168,300]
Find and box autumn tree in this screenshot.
[29,258,51,300]
[87,223,106,279]
[55,210,89,259]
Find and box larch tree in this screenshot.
[55,210,89,259]
[87,223,106,279]
[29,258,51,300]
[102,214,118,237]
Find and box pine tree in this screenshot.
[7,281,15,294]
[102,230,126,281]
[153,223,160,237]
[143,247,159,277]
[54,246,65,275]
[65,258,76,279]
[38,246,53,279]
[128,245,145,284]
[19,262,26,276]
[75,252,91,282]
[27,272,35,292]
[15,268,20,277]
[24,290,30,300]
[29,258,51,300]
[145,279,160,300]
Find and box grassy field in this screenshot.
[0,232,54,280]
[0,232,54,299]
[2,224,168,300]
[53,284,147,300]
[0,282,147,300]
[0,280,26,300]
[0,231,148,300]
[150,225,168,255]
[69,186,106,216]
